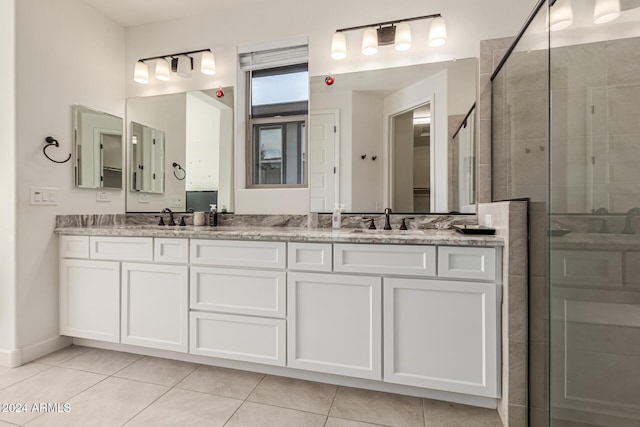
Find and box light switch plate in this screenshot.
[30,187,58,206]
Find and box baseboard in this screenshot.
[0,348,21,368]
[20,335,72,364]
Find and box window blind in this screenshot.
[239,45,308,71]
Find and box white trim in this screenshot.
[0,348,21,368]
[20,335,72,365]
[238,35,309,55]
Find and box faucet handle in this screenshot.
[154,215,165,226]
[400,217,415,230]
[363,217,376,230]
[180,216,186,227]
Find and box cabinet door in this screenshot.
[59,259,120,342]
[384,277,500,398]
[287,272,382,380]
[121,263,189,352]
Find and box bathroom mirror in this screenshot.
[309,58,477,213]
[130,121,165,194]
[126,87,234,213]
[73,104,123,189]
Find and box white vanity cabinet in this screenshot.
[287,272,382,380]
[121,263,189,352]
[383,277,500,397]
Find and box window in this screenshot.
[241,47,308,187]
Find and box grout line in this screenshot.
[327,384,340,418]
[0,364,53,393]
[221,372,267,426]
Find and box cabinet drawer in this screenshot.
[190,240,286,269]
[154,238,189,263]
[90,236,153,261]
[191,267,286,318]
[437,247,498,282]
[334,244,436,277]
[190,312,286,366]
[288,243,332,272]
[59,235,89,258]
[551,250,622,286]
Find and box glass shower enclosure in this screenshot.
[491,0,640,425]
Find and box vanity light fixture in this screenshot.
[133,49,215,84]
[548,0,574,31]
[330,13,445,60]
[594,0,620,24]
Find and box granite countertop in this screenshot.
[54,225,504,247]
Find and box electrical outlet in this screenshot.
[170,196,183,208]
[96,191,111,202]
[138,194,150,203]
[484,214,493,228]
[30,187,58,206]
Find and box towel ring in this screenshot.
[43,136,71,164]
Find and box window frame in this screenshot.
[245,63,309,189]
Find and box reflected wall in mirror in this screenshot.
[309,58,477,214]
[126,87,234,213]
[73,104,123,189]
[130,122,165,194]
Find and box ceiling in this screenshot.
[80,0,268,27]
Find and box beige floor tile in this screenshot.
[329,387,424,427]
[326,417,388,426]
[125,388,242,427]
[0,363,50,390]
[58,348,142,375]
[114,356,198,386]
[176,365,264,399]
[0,421,19,427]
[423,399,502,427]
[26,376,168,427]
[247,375,337,415]
[225,402,326,427]
[0,366,105,425]
[33,345,90,366]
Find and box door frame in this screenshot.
[310,109,340,210]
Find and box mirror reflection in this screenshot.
[73,104,123,189]
[126,87,234,213]
[130,122,165,194]
[309,58,477,213]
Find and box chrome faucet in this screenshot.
[621,207,640,234]
[383,208,392,230]
[161,208,176,226]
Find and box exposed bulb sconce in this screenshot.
[331,13,445,60]
[594,0,620,24]
[134,49,216,84]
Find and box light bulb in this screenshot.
[549,0,573,31]
[394,22,412,51]
[200,51,216,75]
[361,27,378,56]
[331,32,347,60]
[428,17,447,47]
[134,61,149,84]
[594,0,620,24]
[155,58,170,81]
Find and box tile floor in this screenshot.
[0,346,503,427]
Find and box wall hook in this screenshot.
[43,136,71,164]
[371,155,377,161]
[172,162,186,180]
[361,154,367,160]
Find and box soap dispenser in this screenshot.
[209,204,218,227]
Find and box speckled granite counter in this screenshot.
[54,225,504,247]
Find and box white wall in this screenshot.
[186,92,221,192]
[0,0,18,366]
[124,0,534,214]
[14,0,125,361]
[352,91,383,212]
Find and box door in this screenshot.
[309,111,337,212]
[287,272,381,380]
[121,263,189,352]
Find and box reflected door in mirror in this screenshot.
[130,121,165,194]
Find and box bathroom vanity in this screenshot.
[56,225,503,405]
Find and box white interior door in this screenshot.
[309,111,337,212]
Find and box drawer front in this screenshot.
[191,267,286,318]
[334,244,436,277]
[190,312,286,366]
[288,243,332,272]
[90,236,153,261]
[437,247,498,282]
[551,250,622,286]
[154,238,189,263]
[59,235,89,259]
[190,239,286,269]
